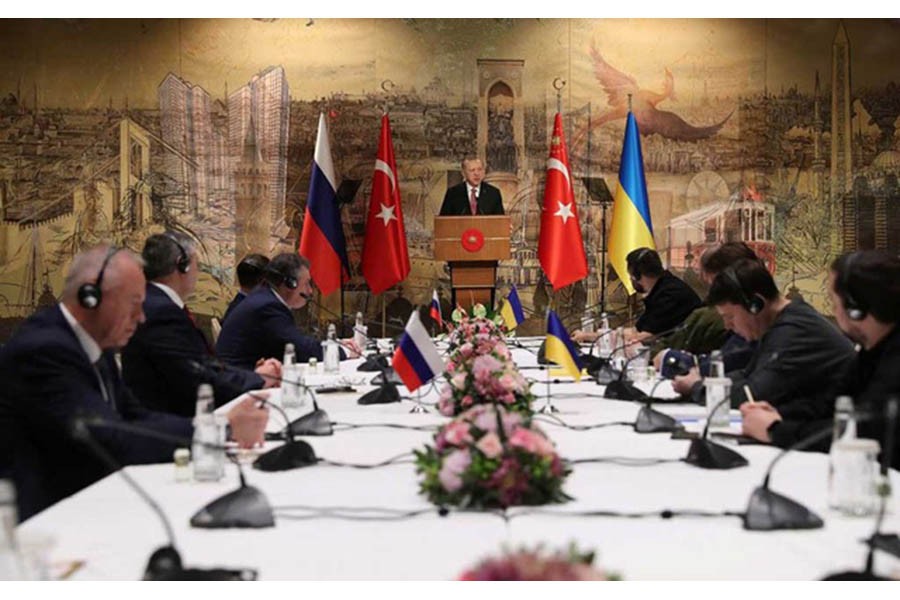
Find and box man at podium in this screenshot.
[439,157,504,216]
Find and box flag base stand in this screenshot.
[538,402,560,414]
[409,403,430,414]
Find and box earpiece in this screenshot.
[78,246,120,309]
[723,266,765,315]
[840,253,866,321]
[164,233,191,274]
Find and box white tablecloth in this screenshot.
[18,350,900,580]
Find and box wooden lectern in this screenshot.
[434,216,511,314]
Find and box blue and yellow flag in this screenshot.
[545,310,583,382]
[500,285,526,330]
[608,112,655,296]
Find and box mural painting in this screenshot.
[1,18,899,339]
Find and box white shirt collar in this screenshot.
[466,182,480,198]
[59,303,102,363]
[270,287,290,309]
[151,281,185,309]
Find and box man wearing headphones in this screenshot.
[741,251,900,467]
[222,253,270,324]
[216,252,361,370]
[121,232,280,418]
[673,258,855,412]
[0,244,270,520]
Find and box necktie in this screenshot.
[469,187,478,215]
[93,357,114,410]
[184,305,214,355]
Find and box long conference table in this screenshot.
[17,339,900,580]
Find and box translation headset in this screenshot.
[840,252,866,321]
[722,265,765,315]
[77,246,120,309]
[164,233,191,274]
[629,247,653,279]
[266,267,298,290]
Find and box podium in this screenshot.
[434,216,511,314]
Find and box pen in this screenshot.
[743,385,756,404]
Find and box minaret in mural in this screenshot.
[233,117,271,262]
[831,21,853,252]
[811,71,826,203]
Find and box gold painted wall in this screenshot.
[2,18,899,335]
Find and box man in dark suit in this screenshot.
[0,245,269,520]
[223,253,269,324]
[121,232,280,418]
[438,157,504,216]
[217,253,361,369]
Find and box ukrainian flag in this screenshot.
[608,112,655,296]
[545,310,583,382]
[500,285,526,330]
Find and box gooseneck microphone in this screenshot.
[683,395,749,470]
[602,324,685,401]
[70,417,264,579]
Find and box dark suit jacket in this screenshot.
[0,305,193,521]
[439,181,504,216]
[121,284,264,417]
[636,271,703,334]
[222,291,247,324]
[216,286,327,369]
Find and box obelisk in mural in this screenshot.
[831,22,853,253]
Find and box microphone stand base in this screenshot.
[634,404,679,433]
[253,440,318,472]
[538,403,560,414]
[743,486,824,531]
[684,438,748,470]
[189,485,275,529]
[144,546,258,580]
[288,409,333,436]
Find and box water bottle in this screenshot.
[192,384,225,482]
[709,350,725,378]
[596,313,613,358]
[281,343,299,408]
[828,396,879,513]
[323,323,340,374]
[580,314,595,335]
[611,327,626,371]
[0,480,26,580]
[353,312,367,351]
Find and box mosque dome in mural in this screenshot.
[872,150,900,171]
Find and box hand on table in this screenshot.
[226,394,270,448]
[572,330,599,344]
[255,358,283,388]
[672,366,701,395]
[740,401,781,443]
[341,339,363,359]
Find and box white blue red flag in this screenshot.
[299,112,350,296]
[392,311,444,392]
[429,290,442,328]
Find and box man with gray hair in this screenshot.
[122,231,280,418]
[0,244,270,520]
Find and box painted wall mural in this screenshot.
[1,18,899,338]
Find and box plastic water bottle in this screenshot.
[323,323,340,374]
[192,384,225,482]
[597,313,613,358]
[828,395,875,512]
[611,327,626,371]
[354,312,367,352]
[0,480,25,580]
[709,349,725,378]
[282,343,299,408]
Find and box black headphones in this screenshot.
[840,252,866,321]
[629,247,653,279]
[722,265,765,315]
[164,233,191,274]
[78,246,120,309]
[267,267,298,289]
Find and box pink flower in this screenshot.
[462,394,474,407]
[443,420,473,447]
[501,411,523,434]
[438,448,471,492]
[473,354,503,379]
[476,432,503,459]
[451,372,467,390]
[474,406,499,432]
[509,428,556,458]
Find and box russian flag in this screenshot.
[429,290,442,328]
[392,311,445,392]
[299,113,350,297]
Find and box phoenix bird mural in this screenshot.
[575,44,733,147]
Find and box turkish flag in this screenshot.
[361,115,410,294]
[538,113,588,290]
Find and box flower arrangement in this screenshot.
[415,404,571,509]
[459,544,617,581]
[438,316,534,416]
